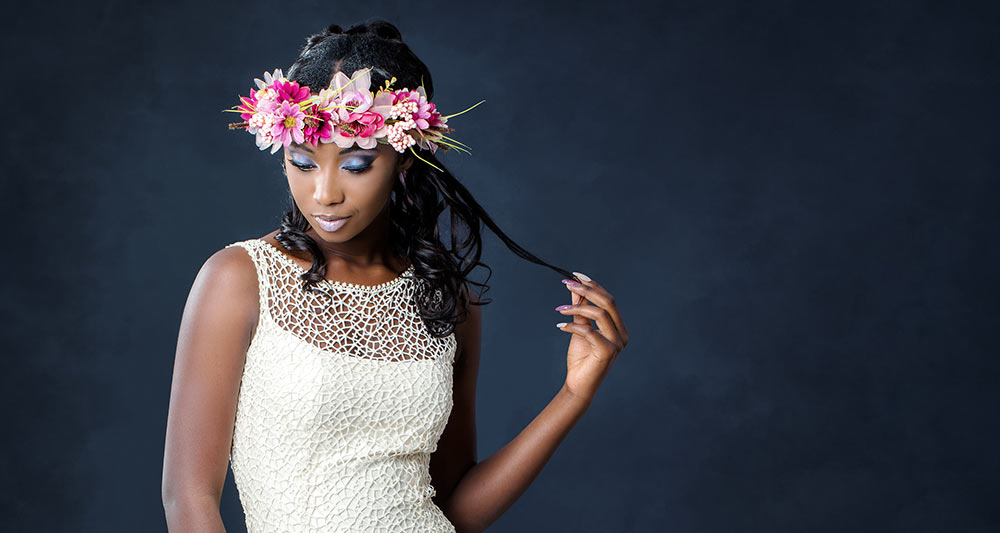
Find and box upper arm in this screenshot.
[162,245,259,507]
[430,285,483,509]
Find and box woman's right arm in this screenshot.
[162,246,260,532]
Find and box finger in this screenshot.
[563,278,589,325]
[556,301,624,350]
[555,321,616,361]
[563,277,629,345]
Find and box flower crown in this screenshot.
[225,67,484,172]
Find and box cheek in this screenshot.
[287,176,310,202]
[344,182,387,210]
[348,174,395,203]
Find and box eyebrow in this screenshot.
[289,143,377,155]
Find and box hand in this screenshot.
[554,271,629,402]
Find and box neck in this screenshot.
[305,206,404,271]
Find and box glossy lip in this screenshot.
[314,215,350,232]
[314,214,349,220]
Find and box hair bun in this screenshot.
[344,19,403,42]
[298,20,405,60]
[302,24,344,51]
[366,20,403,41]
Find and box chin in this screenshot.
[312,229,351,241]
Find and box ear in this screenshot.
[398,153,415,174]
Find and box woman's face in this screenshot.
[283,140,410,243]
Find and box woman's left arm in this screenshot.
[432,274,629,533]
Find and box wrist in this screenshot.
[558,382,594,410]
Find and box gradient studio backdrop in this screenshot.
[3,1,998,531]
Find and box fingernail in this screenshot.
[555,322,568,328]
[555,304,572,311]
[572,271,592,282]
[561,279,582,288]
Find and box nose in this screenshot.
[312,167,344,205]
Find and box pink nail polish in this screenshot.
[561,279,582,288]
[555,304,571,311]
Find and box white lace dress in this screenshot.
[223,238,458,532]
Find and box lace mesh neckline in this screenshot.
[255,239,414,292]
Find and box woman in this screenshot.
[162,18,629,533]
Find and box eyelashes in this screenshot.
[288,159,371,174]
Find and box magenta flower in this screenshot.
[303,106,334,146]
[272,79,311,104]
[392,86,443,131]
[236,93,256,121]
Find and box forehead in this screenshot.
[287,142,384,157]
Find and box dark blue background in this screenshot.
[2,0,997,531]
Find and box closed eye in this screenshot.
[288,159,371,174]
[343,165,371,174]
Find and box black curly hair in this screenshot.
[273,17,577,338]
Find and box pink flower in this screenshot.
[335,89,374,121]
[329,69,374,99]
[271,101,306,149]
[241,69,289,118]
[236,87,279,120]
[414,129,444,153]
[333,110,383,149]
[328,69,384,121]
[253,69,285,91]
[355,110,385,137]
[255,89,280,114]
[370,91,395,116]
[251,113,279,152]
[323,69,396,149]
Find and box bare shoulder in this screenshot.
[183,242,261,342]
[453,283,483,366]
[201,243,259,297]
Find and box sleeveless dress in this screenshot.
[223,238,458,532]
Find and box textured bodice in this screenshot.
[223,238,457,532]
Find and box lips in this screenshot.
[314,215,350,232]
